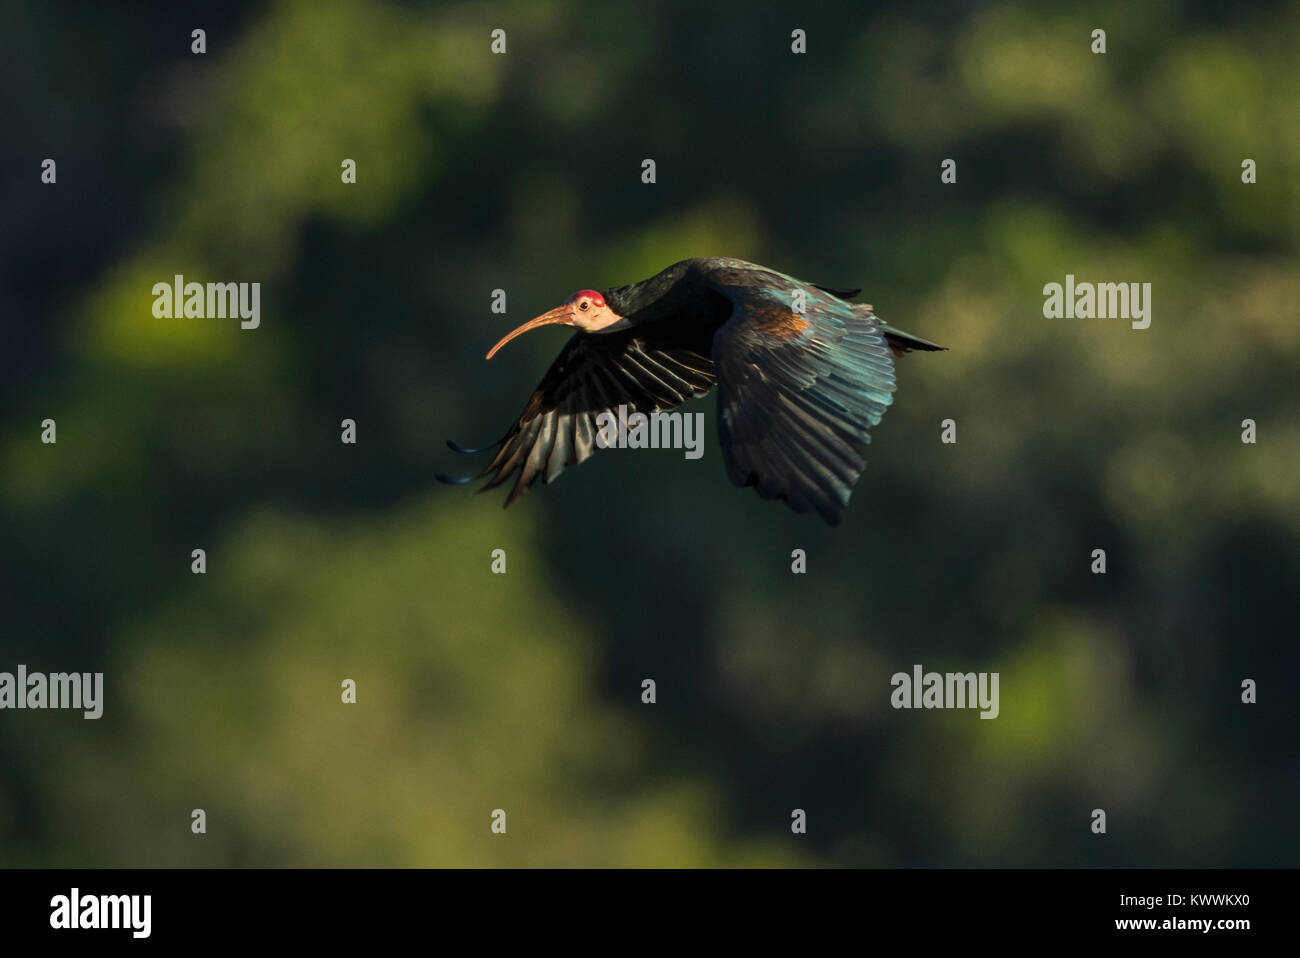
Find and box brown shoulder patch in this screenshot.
[750,303,811,342]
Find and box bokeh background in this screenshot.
[2,0,1298,867]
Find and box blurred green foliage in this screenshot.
[1,0,1297,866]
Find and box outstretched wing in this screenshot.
[441,326,716,505]
[707,270,898,525]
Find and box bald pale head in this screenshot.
[485,288,624,359]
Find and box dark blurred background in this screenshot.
[2,0,1297,866]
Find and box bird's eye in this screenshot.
[579,301,590,310]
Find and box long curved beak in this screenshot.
[485,306,572,360]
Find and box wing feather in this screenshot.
[446,327,716,505]
[706,269,898,525]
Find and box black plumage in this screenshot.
[439,257,944,524]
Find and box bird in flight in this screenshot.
[439,257,944,524]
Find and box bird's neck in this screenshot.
[604,261,721,327]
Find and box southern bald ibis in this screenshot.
[439,257,944,524]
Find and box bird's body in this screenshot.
[440,257,944,524]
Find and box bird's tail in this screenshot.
[880,323,946,355]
